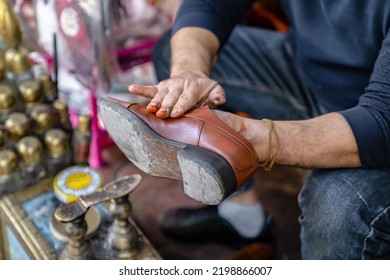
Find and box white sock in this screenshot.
[218,200,265,238]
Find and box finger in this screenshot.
[169,93,197,118]
[207,86,226,107]
[147,87,169,113]
[156,88,183,118]
[128,85,157,99]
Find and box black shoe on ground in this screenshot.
[157,205,274,248]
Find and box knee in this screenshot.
[299,170,356,219]
[298,169,371,259]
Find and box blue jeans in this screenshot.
[153,26,390,259]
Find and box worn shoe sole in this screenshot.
[98,98,237,205]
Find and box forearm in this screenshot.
[247,113,361,169]
[170,27,220,78]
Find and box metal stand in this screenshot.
[54,174,141,260]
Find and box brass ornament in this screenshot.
[4,111,29,141]
[19,80,41,104]
[16,136,44,164]
[0,84,16,112]
[0,149,17,176]
[0,0,22,49]
[44,128,68,158]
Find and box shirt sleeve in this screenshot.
[339,29,390,168]
[172,0,254,46]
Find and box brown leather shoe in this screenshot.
[98,97,259,205]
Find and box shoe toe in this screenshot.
[158,206,223,242]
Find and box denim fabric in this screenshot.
[299,169,390,259]
[153,26,390,259]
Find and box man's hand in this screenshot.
[129,26,221,118]
[129,74,226,118]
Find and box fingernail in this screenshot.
[158,108,167,116]
[171,108,178,115]
[128,85,139,92]
[147,104,156,112]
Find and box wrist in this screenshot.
[170,69,210,79]
[257,119,280,171]
[170,28,218,79]
[242,118,281,166]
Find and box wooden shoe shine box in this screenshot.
[0,178,161,260]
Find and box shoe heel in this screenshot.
[177,147,237,205]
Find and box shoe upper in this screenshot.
[112,100,259,188]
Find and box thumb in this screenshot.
[207,85,226,107]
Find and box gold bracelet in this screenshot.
[258,119,280,171]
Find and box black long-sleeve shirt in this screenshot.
[173,0,390,168]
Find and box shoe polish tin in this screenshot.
[53,165,103,204]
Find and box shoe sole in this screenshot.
[98,98,237,205]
